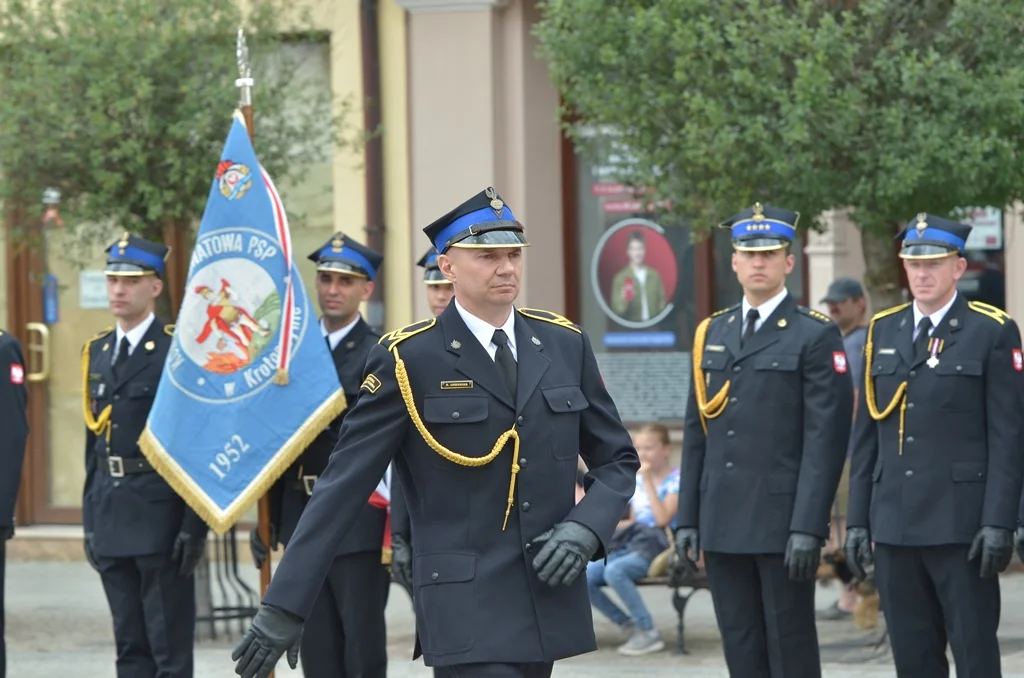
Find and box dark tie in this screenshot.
[492,329,517,396]
[741,309,760,347]
[914,317,933,358]
[113,335,130,378]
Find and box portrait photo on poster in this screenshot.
[591,218,677,330]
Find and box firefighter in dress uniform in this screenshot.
[231,186,640,678]
[248,233,401,678]
[389,246,457,599]
[82,234,208,678]
[675,203,854,678]
[845,214,1024,678]
[0,329,28,678]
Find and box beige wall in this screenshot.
[806,209,870,316]
[400,0,566,322]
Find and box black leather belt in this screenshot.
[100,454,154,478]
[289,475,318,496]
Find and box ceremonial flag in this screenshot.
[140,110,346,533]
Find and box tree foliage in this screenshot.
[535,0,1024,303]
[0,0,356,259]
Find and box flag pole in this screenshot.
[235,27,274,628]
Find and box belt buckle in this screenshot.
[107,456,125,478]
[302,475,317,496]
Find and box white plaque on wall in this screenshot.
[79,270,109,309]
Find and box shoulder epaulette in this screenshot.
[379,317,436,351]
[870,302,911,325]
[711,303,739,319]
[968,300,1010,325]
[85,326,114,348]
[163,324,175,336]
[518,307,582,334]
[797,306,833,324]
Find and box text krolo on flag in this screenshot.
[139,110,346,533]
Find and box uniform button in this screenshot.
[725,462,734,469]
[909,370,917,377]
[729,397,738,404]
[522,502,531,511]
[113,395,120,401]
[113,480,121,487]
[520,458,528,467]
[905,470,913,478]
[907,402,914,410]
[956,365,963,372]
[431,572,439,580]
[452,412,460,420]
[771,361,779,367]
[733,366,742,373]
[906,436,914,444]
[112,423,119,429]
[726,430,735,437]
[517,416,524,425]
[525,543,534,554]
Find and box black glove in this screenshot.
[84,532,101,572]
[531,520,600,587]
[784,532,822,582]
[249,526,277,570]
[843,526,873,582]
[674,528,700,575]
[231,604,302,678]
[172,530,208,578]
[391,533,413,597]
[969,526,1014,579]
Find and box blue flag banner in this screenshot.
[140,110,346,534]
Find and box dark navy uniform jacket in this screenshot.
[269,316,392,557]
[678,293,854,553]
[848,295,1024,545]
[83,320,205,557]
[0,330,29,533]
[262,303,639,667]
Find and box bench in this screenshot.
[636,562,710,654]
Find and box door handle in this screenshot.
[25,322,50,382]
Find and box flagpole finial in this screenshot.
[236,28,253,107]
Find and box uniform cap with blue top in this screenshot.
[719,202,800,252]
[105,232,169,277]
[896,213,972,260]
[307,233,383,280]
[417,247,451,285]
[422,186,530,254]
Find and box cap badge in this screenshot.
[118,231,130,254]
[331,235,344,252]
[485,186,504,215]
[752,202,765,222]
[915,213,928,238]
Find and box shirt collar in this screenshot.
[913,292,958,330]
[116,312,156,352]
[321,315,361,351]
[454,298,517,352]
[742,287,789,322]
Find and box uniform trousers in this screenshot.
[704,551,820,678]
[300,549,390,678]
[432,662,554,678]
[95,552,196,678]
[874,543,1002,678]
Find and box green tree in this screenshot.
[0,0,356,290]
[535,0,1024,307]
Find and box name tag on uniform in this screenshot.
[877,348,896,355]
[705,345,725,352]
[440,380,474,390]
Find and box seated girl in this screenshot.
[586,422,679,656]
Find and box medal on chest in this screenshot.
[926,337,944,369]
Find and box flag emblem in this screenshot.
[10,363,24,385]
[217,161,253,200]
[833,351,848,374]
[1014,348,1022,372]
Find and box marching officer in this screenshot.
[0,329,28,678]
[389,246,459,595]
[249,233,399,678]
[232,187,640,678]
[846,214,1024,678]
[82,233,207,678]
[675,203,853,678]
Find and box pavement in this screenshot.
[9,558,1024,677]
